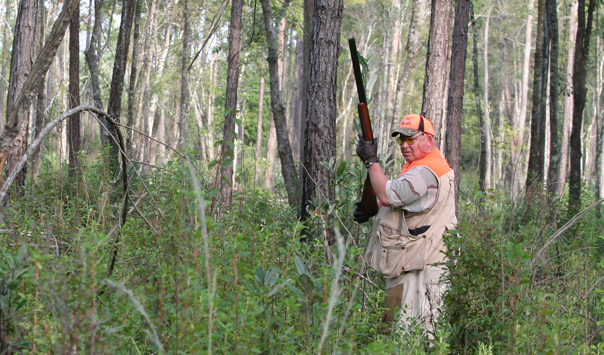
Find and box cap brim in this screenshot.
[391,128,421,137]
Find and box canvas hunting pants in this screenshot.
[380,265,448,338]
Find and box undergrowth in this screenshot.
[0,158,603,354]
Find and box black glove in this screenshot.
[356,134,378,164]
[353,200,375,223]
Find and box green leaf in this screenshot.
[264,267,279,287]
[267,282,285,297]
[294,256,309,276]
[255,267,265,286]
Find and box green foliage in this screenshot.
[1,157,603,354]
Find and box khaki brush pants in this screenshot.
[380,265,448,339]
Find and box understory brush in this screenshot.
[0,160,602,354]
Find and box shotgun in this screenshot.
[349,37,379,219]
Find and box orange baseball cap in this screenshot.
[391,114,435,137]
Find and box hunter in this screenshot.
[354,114,457,339]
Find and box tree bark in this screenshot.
[31,0,46,182]
[421,0,451,142]
[558,0,577,197]
[483,14,492,191]
[0,0,12,128]
[68,0,81,173]
[470,5,486,194]
[512,0,536,199]
[569,0,596,214]
[84,0,105,121]
[445,0,469,209]
[300,0,343,221]
[546,0,560,196]
[526,0,549,192]
[259,0,300,208]
[219,0,243,205]
[3,0,37,195]
[255,74,265,184]
[178,0,190,151]
[106,0,136,166]
[126,0,142,157]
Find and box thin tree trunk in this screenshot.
[290,40,303,161]
[255,74,265,183]
[527,0,549,192]
[568,0,595,214]
[127,0,142,156]
[178,0,190,151]
[421,0,451,142]
[513,0,536,199]
[558,0,577,197]
[483,14,492,191]
[264,119,276,189]
[393,0,428,127]
[0,0,12,126]
[546,0,560,195]
[259,0,300,208]
[31,0,45,182]
[470,5,486,194]
[445,0,469,208]
[106,0,136,170]
[219,0,243,205]
[84,0,105,127]
[68,0,80,173]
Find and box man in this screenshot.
[354,114,457,338]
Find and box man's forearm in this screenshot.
[367,163,391,206]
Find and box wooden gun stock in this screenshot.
[349,38,379,218]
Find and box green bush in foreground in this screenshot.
[0,162,602,354]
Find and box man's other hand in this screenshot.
[353,200,376,223]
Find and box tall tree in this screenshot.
[259,0,300,208]
[546,0,560,196]
[0,0,12,124]
[106,0,136,169]
[68,0,80,173]
[526,0,549,192]
[178,0,190,151]
[255,73,265,184]
[421,0,451,141]
[482,13,492,191]
[219,0,243,205]
[445,0,470,207]
[470,5,487,194]
[126,0,142,156]
[84,0,105,122]
[31,0,46,182]
[568,0,596,214]
[3,0,37,195]
[558,1,577,197]
[300,0,343,220]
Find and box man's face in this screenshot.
[398,133,431,163]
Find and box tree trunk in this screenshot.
[84,0,105,123]
[393,0,428,126]
[569,0,596,214]
[219,0,243,205]
[513,0,536,199]
[0,0,12,127]
[421,0,451,142]
[31,0,46,182]
[300,0,343,221]
[106,0,136,171]
[558,0,577,197]
[259,0,300,208]
[3,0,37,195]
[255,74,265,184]
[470,5,487,194]
[483,14,492,191]
[178,0,190,151]
[546,0,560,196]
[264,119,276,189]
[526,0,549,192]
[126,0,142,157]
[445,0,469,209]
[290,40,303,162]
[68,0,80,174]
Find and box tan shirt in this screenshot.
[385,166,438,213]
